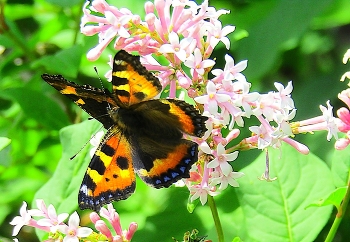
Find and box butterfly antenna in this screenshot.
[94,66,113,111]
[88,66,114,123]
[70,127,104,160]
[71,66,113,159]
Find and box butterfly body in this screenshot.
[42,50,207,211]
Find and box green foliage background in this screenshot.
[1,0,350,241]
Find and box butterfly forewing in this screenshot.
[41,74,117,129]
[112,50,162,107]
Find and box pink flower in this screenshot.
[207,144,239,176]
[184,48,215,77]
[338,89,350,109]
[207,19,235,49]
[319,100,339,141]
[37,204,69,233]
[343,48,350,64]
[335,135,350,150]
[334,88,350,149]
[195,81,231,115]
[10,202,33,236]
[337,107,350,132]
[100,203,122,235]
[95,220,113,239]
[159,32,195,62]
[125,222,138,241]
[190,184,218,205]
[210,170,244,190]
[58,212,92,242]
[10,202,50,236]
[81,0,134,60]
[90,203,138,242]
[211,54,247,84]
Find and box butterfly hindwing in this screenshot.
[159,99,208,137]
[41,74,117,129]
[78,127,136,211]
[134,138,198,188]
[112,50,162,107]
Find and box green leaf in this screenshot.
[33,120,101,240]
[33,119,101,213]
[233,0,333,80]
[331,148,350,188]
[232,237,243,242]
[312,0,350,28]
[35,45,83,78]
[224,145,334,241]
[306,186,347,212]
[187,196,200,213]
[45,0,82,8]
[0,137,11,151]
[1,87,70,130]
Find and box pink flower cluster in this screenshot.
[336,89,350,149]
[10,199,137,242]
[334,49,350,149]
[80,0,350,205]
[290,50,350,151]
[90,204,138,242]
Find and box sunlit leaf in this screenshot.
[1,87,70,130]
[220,145,334,241]
[35,45,83,78]
[306,186,347,211]
[331,148,350,188]
[0,137,11,151]
[33,120,100,239]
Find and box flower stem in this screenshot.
[207,195,224,242]
[325,170,350,242]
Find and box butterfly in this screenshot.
[41,50,208,211]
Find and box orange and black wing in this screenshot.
[41,74,118,129]
[78,126,136,211]
[111,50,162,108]
[134,138,199,188]
[122,99,208,187]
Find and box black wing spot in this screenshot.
[116,156,129,170]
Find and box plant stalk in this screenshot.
[207,195,224,242]
[325,170,350,242]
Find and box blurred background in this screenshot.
[1,0,350,241]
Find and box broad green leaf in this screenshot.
[233,0,333,80]
[33,120,101,240]
[33,120,101,213]
[1,87,70,130]
[0,137,11,151]
[331,148,350,187]
[0,205,11,228]
[4,4,34,21]
[306,186,347,211]
[0,170,44,225]
[312,0,350,28]
[35,45,83,78]
[223,145,333,242]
